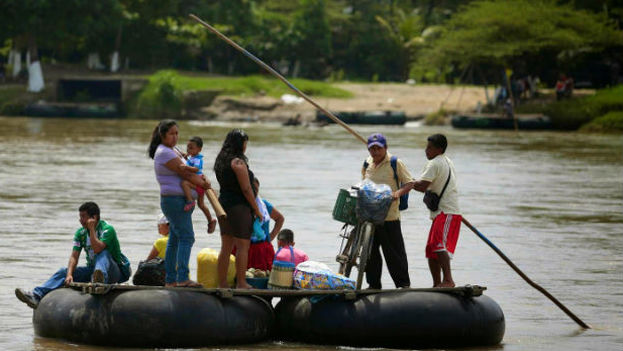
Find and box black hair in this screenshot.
[427,134,447,153]
[277,229,294,243]
[79,202,100,219]
[189,136,203,148]
[214,129,249,175]
[147,120,178,159]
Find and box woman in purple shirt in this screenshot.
[148,120,212,287]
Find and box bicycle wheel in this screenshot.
[344,225,363,277]
[337,225,357,276]
[355,222,375,290]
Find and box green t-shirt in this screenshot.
[72,220,122,267]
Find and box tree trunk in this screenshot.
[111,26,123,72]
[88,53,105,69]
[27,36,44,92]
[292,60,301,78]
[10,50,21,78]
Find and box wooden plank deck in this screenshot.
[69,282,486,299]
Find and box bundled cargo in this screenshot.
[293,261,355,290]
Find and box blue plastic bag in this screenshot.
[356,179,393,224]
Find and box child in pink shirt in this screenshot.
[274,229,309,266]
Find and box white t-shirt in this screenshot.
[420,154,460,219]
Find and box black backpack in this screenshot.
[132,257,165,286]
[363,156,409,211]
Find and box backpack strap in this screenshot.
[390,156,400,189]
[363,160,369,170]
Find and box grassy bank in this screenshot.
[130,70,353,119]
[0,86,46,115]
[580,111,623,133]
[517,85,623,131]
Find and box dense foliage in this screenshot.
[0,0,621,83]
[516,84,623,130]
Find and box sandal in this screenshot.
[177,280,202,288]
[183,201,195,212]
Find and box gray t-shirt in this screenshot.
[154,144,184,196]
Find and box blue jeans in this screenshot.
[33,249,121,299]
[161,196,195,283]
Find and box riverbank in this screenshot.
[1,65,490,122]
[2,65,620,132]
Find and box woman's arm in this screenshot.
[231,158,261,218]
[164,158,211,189]
[269,208,284,241]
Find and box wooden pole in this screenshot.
[206,189,226,218]
[191,14,589,329]
[461,217,590,329]
[189,14,367,145]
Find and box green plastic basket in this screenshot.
[332,189,358,225]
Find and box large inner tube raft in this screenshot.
[275,290,505,349]
[33,287,274,348]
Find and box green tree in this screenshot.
[417,0,623,82]
[290,0,332,78]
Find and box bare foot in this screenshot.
[236,283,254,290]
[438,281,455,288]
[207,218,217,234]
[165,283,177,287]
[177,280,202,288]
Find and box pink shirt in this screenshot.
[274,246,309,267]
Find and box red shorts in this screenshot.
[195,185,205,196]
[426,213,462,259]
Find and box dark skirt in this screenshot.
[219,204,253,239]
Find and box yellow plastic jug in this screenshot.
[197,248,236,288]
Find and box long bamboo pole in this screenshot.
[189,14,367,145]
[190,13,589,329]
[462,217,590,329]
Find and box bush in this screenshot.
[130,70,184,119]
[424,108,452,125]
[580,111,623,133]
[129,70,353,119]
[543,85,623,130]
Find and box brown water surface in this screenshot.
[0,117,621,350]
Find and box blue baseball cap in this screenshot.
[367,133,387,149]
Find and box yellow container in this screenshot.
[197,248,235,288]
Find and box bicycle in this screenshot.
[333,187,375,290]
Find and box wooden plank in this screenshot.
[68,283,485,298]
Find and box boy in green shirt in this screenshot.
[15,202,130,309]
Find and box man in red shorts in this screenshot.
[394,134,461,287]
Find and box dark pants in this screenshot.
[365,220,410,289]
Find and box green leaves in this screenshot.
[421,0,622,68]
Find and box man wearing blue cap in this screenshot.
[361,133,413,289]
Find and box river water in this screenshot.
[0,116,621,351]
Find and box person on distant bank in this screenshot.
[395,134,462,288]
[274,229,309,267]
[15,202,129,309]
[180,136,217,234]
